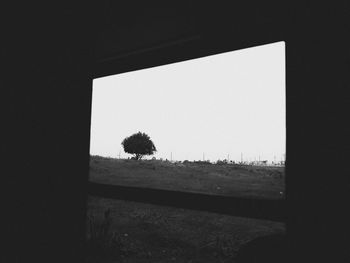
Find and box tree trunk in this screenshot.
[135,154,143,160]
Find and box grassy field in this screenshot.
[87,156,285,263]
[89,155,285,200]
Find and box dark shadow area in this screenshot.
[86,196,285,263]
[88,182,286,222]
[235,234,286,263]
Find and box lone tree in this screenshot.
[121,131,156,160]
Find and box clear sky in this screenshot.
[90,41,285,163]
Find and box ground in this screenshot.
[89,156,285,199]
[87,156,285,263]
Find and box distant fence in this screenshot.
[234,164,285,169]
[88,182,286,222]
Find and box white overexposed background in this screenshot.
[90,42,285,163]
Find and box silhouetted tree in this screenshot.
[121,132,156,160]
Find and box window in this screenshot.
[87,41,286,263]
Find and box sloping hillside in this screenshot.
[89,156,285,200]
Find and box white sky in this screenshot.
[90,41,285,162]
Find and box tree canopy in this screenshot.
[121,132,157,160]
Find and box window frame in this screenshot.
[89,39,286,223]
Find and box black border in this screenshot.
[2,1,350,263]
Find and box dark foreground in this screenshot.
[87,157,285,262]
[87,196,285,263]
